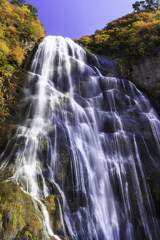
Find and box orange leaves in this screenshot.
[0,0,45,77]
[75,9,160,65]
[12,46,25,66]
[7,25,16,33]
[141,22,154,28]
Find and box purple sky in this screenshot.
[25,0,136,40]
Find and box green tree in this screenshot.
[10,0,38,19]
[10,0,25,7]
[154,0,160,9]
[132,0,160,11]
[145,0,156,10]
[132,1,141,11]
[25,3,38,19]
[26,3,38,14]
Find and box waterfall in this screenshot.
[0,36,160,240]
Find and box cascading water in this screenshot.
[0,36,160,240]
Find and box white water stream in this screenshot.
[0,36,160,240]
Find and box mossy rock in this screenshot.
[40,194,70,239]
[0,181,45,239]
[40,195,62,234]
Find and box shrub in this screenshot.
[75,10,160,66]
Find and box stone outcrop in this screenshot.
[130,55,160,97]
[91,52,160,99]
[0,181,50,239]
[0,178,70,239]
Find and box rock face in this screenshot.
[131,56,160,97]
[0,180,70,240]
[85,51,121,78]
[94,54,121,78]
[118,55,160,99]
[0,181,46,239]
[86,50,160,223]
[91,52,160,99]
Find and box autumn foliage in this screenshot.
[75,10,160,66]
[0,0,45,122]
[0,0,45,77]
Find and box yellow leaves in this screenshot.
[156,10,160,15]
[0,40,10,55]
[0,0,45,123]
[76,8,160,66]
[0,0,45,75]
[75,35,92,46]
[22,5,30,13]
[121,19,128,23]
[8,25,16,33]
[132,21,144,28]
[12,46,25,66]
[6,5,12,14]
[0,24,5,38]
[94,34,101,43]
[101,35,110,42]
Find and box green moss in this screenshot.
[25,231,32,238]
[50,204,56,214]
[0,182,44,238]
[12,210,17,226]
[9,201,23,213]
[0,213,2,221]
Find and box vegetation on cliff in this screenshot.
[0,0,45,77]
[0,0,45,123]
[75,10,160,67]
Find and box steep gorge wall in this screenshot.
[130,55,160,97]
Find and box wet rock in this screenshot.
[40,194,70,239]
[0,181,45,239]
[74,93,90,108]
[94,54,121,78]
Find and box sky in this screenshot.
[25,0,136,40]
